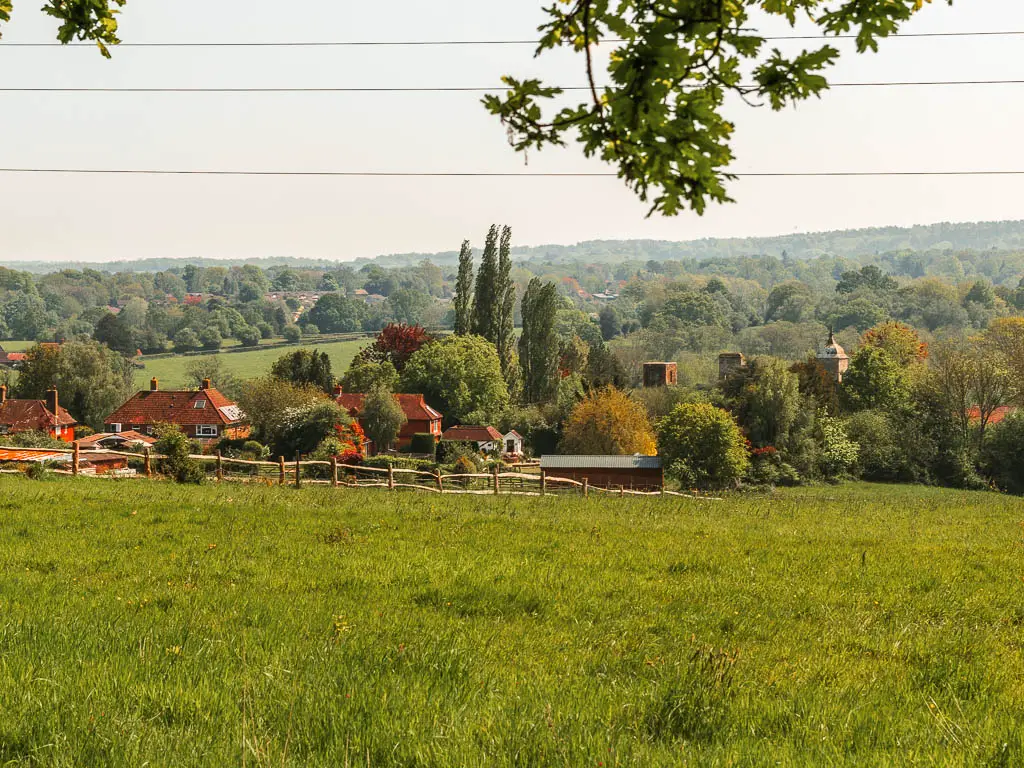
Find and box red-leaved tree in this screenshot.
[356,323,433,373]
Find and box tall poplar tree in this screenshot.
[495,226,518,391]
[518,278,560,403]
[471,225,500,339]
[453,240,474,336]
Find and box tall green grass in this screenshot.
[1,479,1022,766]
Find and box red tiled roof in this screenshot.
[967,406,1016,425]
[106,387,244,427]
[441,425,503,443]
[0,399,77,431]
[336,393,442,422]
[3,352,27,362]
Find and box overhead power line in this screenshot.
[1,168,1023,177]
[1,30,1022,47]
[3,80,1022,93]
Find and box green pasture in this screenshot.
[1,480,1022,766]
[133,339,366,389]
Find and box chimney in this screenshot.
[150,377,159,391]
[201,378,211,391]
[0,384,6,404]
[46,387,58,416]
[333,383,343,396]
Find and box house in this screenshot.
[75,430,156,452]
[0,345,27,368]
[104,378,247,443]
[968,405,1017,425]
[365,294,387,305]
[0,386,77,442]
[353,289,369,299]
[539,455,664,491]
[643,362,678,387]
[503,430,525,457]
[335,387,442,451]
[441,425,504,453]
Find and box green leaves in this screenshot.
[489,0,942,216]
[0,0,125,55]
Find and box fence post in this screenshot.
[295,453,302,488]
[540,470,546,496]
[72,441,79,476]
[493,465,499,495]
[619,485,624,498]
[331,456,338,488]
[278,456,286,485]
[582,477,588,498]
[387,464,395,490]
[436,469,443,493]
[144,447,152,478]
[216,450,223,482]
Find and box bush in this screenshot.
[282,325,302,343]
[362,455,436,472]
[451,455,478,475]
[437,440,477,464]
[237,325,262,347]
[25,461,54,480]
[844,410,901,482]
[657,403,749,490]
[409,433,437,456]
[154,424,204,484]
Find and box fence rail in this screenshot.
[0,445,718,500]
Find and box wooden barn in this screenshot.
[540,455,663,491]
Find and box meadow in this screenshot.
[132,338,367,389]
[1,479,1022,766]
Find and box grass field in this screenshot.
[133,339,367,389]
[1,480,1022,766]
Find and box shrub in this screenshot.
[154,424,204,484]
[844,410,901,481]
[282,325,302,343]
[657,403,749,490]
[818,416,860,479]
[409,433,437,456]
[25,461,54,481]
[451,455,478,475]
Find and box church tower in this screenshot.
[817,328,850,383]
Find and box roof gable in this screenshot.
[442,425,503,442]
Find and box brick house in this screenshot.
[335,388,442,451]
[104,378,247,443]
[0,385,77,442]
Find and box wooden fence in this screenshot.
[0,445,717,500]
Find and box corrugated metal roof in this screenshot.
[539,455,662,470]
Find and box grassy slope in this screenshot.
[133,339,366,389]
[1,480,1022,766]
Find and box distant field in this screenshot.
[0,340,34,352]
[1,480,1022,766]
[134,339,367,389]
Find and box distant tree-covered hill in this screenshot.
[4,219,1024,273]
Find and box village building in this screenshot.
[0,386,77,442]
[718,352,747,380]
[818,329,850,382]
[0,345,27,368]
[502,430,525,457]
[642,361,678,387]
[335,388,442,451]
[75,431,156,452]
[539,455,664,491]
[104,378,246,443]
[441,425,504,453]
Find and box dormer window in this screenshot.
[194,400,207,409]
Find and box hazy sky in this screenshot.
[2,1,1023,262]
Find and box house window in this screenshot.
[194,400,207,409]
[111,423,122,433]
[196,425,218,437]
